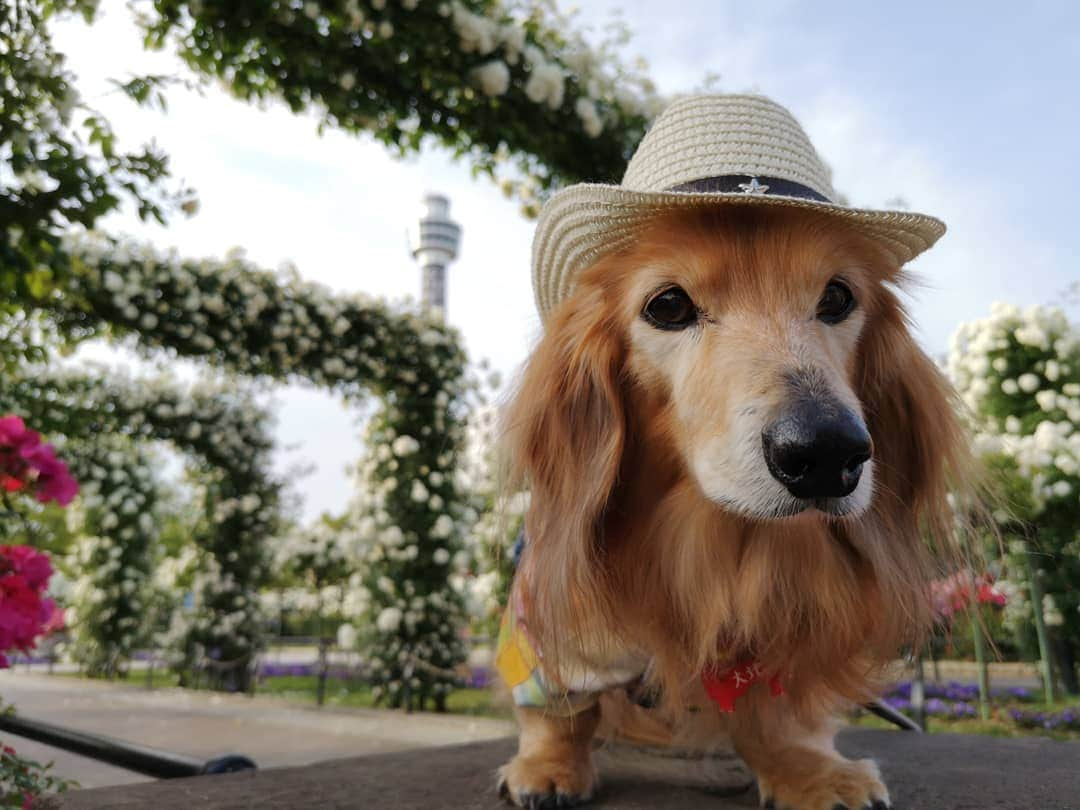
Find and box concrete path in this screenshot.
[42,730,1080,810]
[0,671,512,789]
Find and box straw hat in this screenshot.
[532,94,945,320]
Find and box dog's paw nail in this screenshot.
[497,779,510,801]
[517,793,567,810]
[833,805,849,810]
[762,801,777,810]
[869,803,891,810]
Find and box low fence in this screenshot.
[0,713,256,779]
[2,635,496,707]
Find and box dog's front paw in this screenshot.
[757,757,890,810]
[497,753,598,808]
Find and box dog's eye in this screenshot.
[643,287,698,330]
[817,281,856,324]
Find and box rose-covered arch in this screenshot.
[6,0,670,704]
[140,0,664,216]
[18,233,471,699]
[0,367,280,688]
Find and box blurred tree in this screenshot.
[0,0,191,323]
[948,303,1080,693]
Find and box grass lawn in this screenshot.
[256,675,508,717]
[56,669,508,717]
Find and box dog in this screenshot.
[493,95,974,810]
[496,204,973,809]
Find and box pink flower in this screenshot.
[20,442,79,506]
[40,599,64,635]
[976,582,1008,607]
[2,545,53,590]
[931,571,1008,621]
[0,546,57,666]
[0,415,78,506]
[0,415,34,448]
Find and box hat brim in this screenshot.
[532,184,946,321]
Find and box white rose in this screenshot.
[1035,390,1057,411]
[574,97,603,137]
[376,607,402,633]
[380,526,404,547]
[392,435,420,456]
[1017,373,1040,393]
[103,271,124,292]
[524,62,565,109]
[410,480,429,502]
[471,60,510,97]
[337,623,358,649]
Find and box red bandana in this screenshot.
[702,660,784,712]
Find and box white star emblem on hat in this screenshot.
[738,177,770,194]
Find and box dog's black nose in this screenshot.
[761,403,872,500]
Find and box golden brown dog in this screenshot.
[497,206,974,810]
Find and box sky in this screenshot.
[52,1,1079,520]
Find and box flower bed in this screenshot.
[1009,707,1080,732]
[866,680,1080,739]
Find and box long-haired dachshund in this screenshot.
[495,203,973,809]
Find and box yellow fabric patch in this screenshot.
[495,604,539,688]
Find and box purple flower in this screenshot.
[887,682,913,700]
[924,698,949,716]
[950,701,977,718]
[883,696,912,713]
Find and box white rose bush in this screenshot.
[456,399,527,638]
[270,517,357,635]
[62,436,161,677]
[349,403,471,711]
[0,0,190,322]
[948,303,1080,691]
[138,0,665,216]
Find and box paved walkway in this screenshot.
[0,671,512,789]
[43,730,1080,809]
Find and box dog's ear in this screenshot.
[503,278,626,635]
[856,285,970,544]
